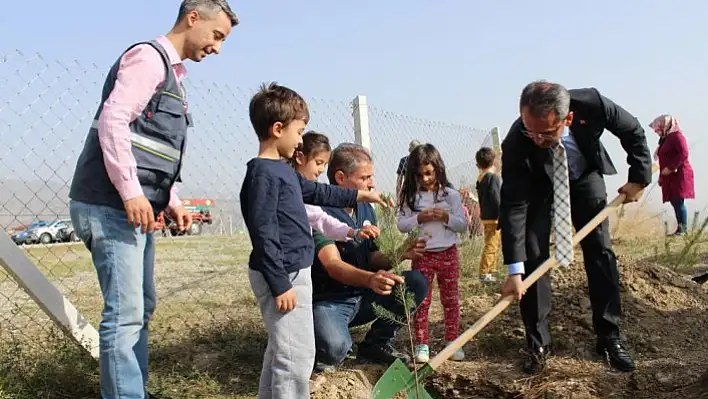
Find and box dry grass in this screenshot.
[0,209,707,399]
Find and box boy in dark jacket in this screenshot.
[475,147,502,283]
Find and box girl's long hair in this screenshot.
[399,143,452,213]
[289,131,331,167]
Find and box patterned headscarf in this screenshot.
[648,114,682,137]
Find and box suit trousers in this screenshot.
[519,170,622,348]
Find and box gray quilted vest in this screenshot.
[69,40,191,213]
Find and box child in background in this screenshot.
[459,188,472,228]
[475,147,502,283]
[240,82,386,399]
[396,143,468,363]
[291,131,380,242]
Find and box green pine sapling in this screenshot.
[371,193,424,374]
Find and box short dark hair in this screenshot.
[519,80,571,120]
[177,0,239,26]
[327,143,372,184]
[248,82,310,140]
[475,147,496,169]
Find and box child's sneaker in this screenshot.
[314,362,336,373]
[414,344,430,363]
[448,343,465,361]
[479,273,496,283]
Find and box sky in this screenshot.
[0,0,706,225]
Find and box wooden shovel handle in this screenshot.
[428,193,627,369]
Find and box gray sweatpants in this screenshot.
[248,267,315,399]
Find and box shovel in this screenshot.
[372,192,630,399]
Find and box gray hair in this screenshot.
[177,0,239,26]
[519,80,570,121]
[327,143,373,184]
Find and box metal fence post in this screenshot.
[352,95,371,150]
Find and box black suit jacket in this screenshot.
[499,87,653,265]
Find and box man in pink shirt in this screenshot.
[68,1,238,398]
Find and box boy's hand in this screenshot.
[357,225,380,240]
[357,190,391,208]
[275,289,297,313]
[501,274,525,301]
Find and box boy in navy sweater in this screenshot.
[239,82,385,399]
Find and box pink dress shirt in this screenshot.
[97,35,186,211]
[305,204,352,241]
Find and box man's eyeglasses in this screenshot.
[521,125,564,142]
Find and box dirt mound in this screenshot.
[311,249,708,398]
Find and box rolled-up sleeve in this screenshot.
[97,44,164,202]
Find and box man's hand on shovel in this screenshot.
[501,274,526,300]
[618,182,645,204]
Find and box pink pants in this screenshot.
[412,245,461,344]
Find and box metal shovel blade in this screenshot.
[372,359,434,399]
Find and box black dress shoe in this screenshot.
[357,341,410,365]
[692,272,708,285]
[521,345,551,374]
[596,337,635,372]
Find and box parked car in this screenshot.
[11,221,49,245]
[13,219,72,245]
[56,220,81,243]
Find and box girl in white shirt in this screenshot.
[292,131,379,242]
[396,143,468,362]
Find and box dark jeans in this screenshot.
[312,270,427,367]
[670,198,688,233]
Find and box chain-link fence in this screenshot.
[0,50,496,396]
[368,107,494,194]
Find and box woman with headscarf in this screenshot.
[648,114,695,236]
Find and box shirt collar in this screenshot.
[155,35,183,66]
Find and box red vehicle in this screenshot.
[155,199,214,236]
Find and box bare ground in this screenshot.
[0,217,707,399]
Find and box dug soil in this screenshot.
[311,251,708,399]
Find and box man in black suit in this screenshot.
[499,81,652,374]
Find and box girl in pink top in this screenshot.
[291,131,380,242]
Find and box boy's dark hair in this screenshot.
[290,131,331,167]
[399,143,452,213]
[248,82,310,140]
[475,147,496,169]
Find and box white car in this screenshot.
[22,219,72,245]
